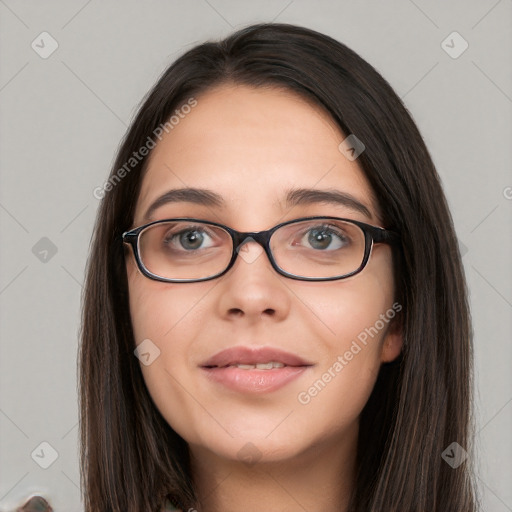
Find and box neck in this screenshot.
[189,428,357,512]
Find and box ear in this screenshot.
[380,318,403,363]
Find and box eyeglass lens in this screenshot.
[137,219,366,280]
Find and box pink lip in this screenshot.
[200,346,313,393]
[201,346,312,368]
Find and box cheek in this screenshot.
[127,267,211,355]
[309,265,395,357]
[126,263,213,435]
[296,259,396,408]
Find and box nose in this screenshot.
[215,237,291,322]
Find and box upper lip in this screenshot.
[200,346,313,368]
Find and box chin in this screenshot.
[205,440,304,467]
[186,423,315,467]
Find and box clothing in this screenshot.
[162,498,182,511]
[15,496,53,512]
[11,495,183,511]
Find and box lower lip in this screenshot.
[201,366,309,393]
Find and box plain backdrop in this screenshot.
[0,1,511,510]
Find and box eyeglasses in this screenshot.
[122,216,400,283]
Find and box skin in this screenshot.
[126,84,403,512]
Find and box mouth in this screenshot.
[200,346,314,393]
[206,361,290,370]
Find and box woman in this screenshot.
[79,23,479,511]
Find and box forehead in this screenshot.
[135,84,381,226]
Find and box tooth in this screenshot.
[228,362,287,369]
[256,363,273,370]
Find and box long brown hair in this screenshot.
[79,23,479,511]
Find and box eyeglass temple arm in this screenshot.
[371,227,400,245]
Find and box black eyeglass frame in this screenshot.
[122,216,400,283]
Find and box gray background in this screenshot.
[0,1,511,510]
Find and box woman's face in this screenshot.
[126,84,402,466]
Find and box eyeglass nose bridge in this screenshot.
[231,229,274,264]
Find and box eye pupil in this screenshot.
[181,230,203,250]
[308,229,331,250]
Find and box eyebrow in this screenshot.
[284,188,373,219]
[143,187,373,222]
